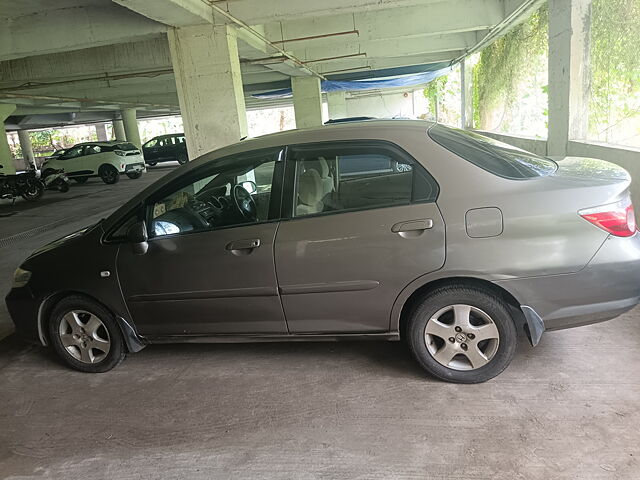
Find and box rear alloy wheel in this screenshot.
[49,296,126,373]
[99,165,120,184]
[407,284,517,383]
[177,153,188,165]
[126,171,142,179]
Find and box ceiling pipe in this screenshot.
[272,30,360,45]
[452,0,546,64]
[205,0,326,80]
[0,92,177,109]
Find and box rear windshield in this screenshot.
[110,142,138,151]
[428,124,557,179]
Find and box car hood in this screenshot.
[28,221,101,259]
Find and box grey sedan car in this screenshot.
[6,120,640,383]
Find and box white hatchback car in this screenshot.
[41,141,146,184]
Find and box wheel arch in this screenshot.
[98,162,120,173]
[393,275,527,340]
[38,290,145,352]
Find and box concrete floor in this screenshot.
[1,164,639,479]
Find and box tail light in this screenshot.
[579,197,636,237]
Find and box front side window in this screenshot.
[63,146,84,159]
[148,148,281,238]
[291,142,438,217]
[87,145,101,154]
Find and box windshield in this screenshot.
[428,125,557,179]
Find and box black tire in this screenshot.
[126,171,142,179]
[20,179,44,202]
[74,177,88,184]
[177,153,188,165]
[99,165,120,184]
[146,161,157,167]
[48,295,126,373]
[58,182,70,193]
[406,284,517,383]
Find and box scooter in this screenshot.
[0,165,45,202]
[41,168,70,193]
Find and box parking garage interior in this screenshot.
[2,0,640,478]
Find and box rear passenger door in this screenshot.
[274,141,446,334]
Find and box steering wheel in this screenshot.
[232,184,257,220]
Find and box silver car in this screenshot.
[6,120,640,383]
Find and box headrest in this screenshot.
[298,169,323,206]
[304,157,330,178]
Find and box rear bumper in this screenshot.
[123,162,146,174]
[496,233,640,332]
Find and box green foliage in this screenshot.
[589,0,640,144]
[472,5,548,129]
[424,76,447,114]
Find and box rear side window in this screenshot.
[428,125,557,179]
[290,141,438,218]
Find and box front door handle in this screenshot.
[391,219,433,233]
[226,238,261,252]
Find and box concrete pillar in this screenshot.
[0,104,17,175]
[548,0,591,156]
[17,129,35,170]
[95,122,109,142]
[460,58,474,129]
[121,108,141,147]
[168,24,248,159]
[292,76,323,129]
[326,90,348,120]
[112,120,126,141]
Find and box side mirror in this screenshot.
[127,220,148,255]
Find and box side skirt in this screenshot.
[145,332,400,344]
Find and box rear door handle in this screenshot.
[226,238,261,251]
[391,219,433,233]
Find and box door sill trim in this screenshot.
[145,332,399,344]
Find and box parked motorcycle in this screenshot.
[41,168,70,193]
[0,165,45,202]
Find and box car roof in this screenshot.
[230,119,434,153]
[72,141,135,147]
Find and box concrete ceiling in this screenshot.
[0,0,543,129]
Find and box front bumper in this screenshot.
[497,233,640,332]
[5,286,42,345]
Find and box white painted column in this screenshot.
[168,24,248,160]
[548,0,591,157]
[326,90,348,120]
[0,104,17,175]
[112,119,126,141]
[292,76,323,129]
[460,58,474,129]
[95,122,109,142]
[121,108,141,147]
[17,129,35,170]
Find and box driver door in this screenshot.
[116,147,287,337]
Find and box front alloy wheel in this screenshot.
[58,310,111,364]
[49,295,126,372]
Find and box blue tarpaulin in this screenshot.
[252,67,452,99]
